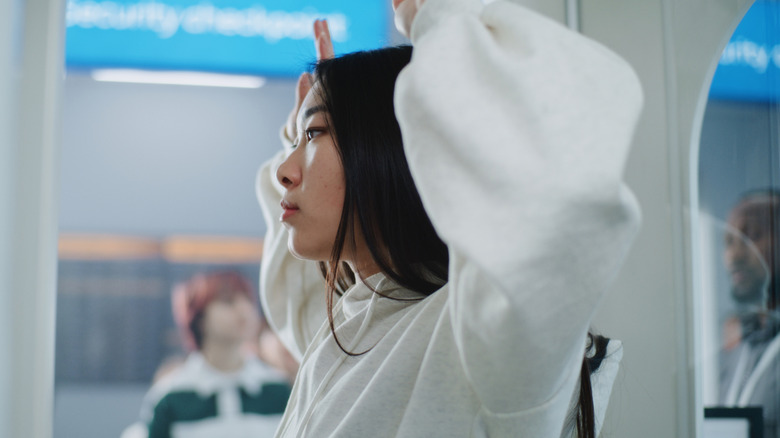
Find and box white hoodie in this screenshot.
[256,0,643,436]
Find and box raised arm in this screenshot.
[394,0,643,416]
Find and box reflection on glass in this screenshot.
[719,194,779,406]
[700,195,780,438]
[699,2,780,436]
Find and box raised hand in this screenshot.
[314,19,335,61]
[284,19,335,145]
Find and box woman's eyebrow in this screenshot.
[303,105,327,121]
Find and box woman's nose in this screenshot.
[276,152,301,189]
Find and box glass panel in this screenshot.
[699,2,780,437]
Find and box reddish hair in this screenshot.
[171,271,256,351]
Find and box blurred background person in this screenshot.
[131,271,291,438]
[719,190,780,438]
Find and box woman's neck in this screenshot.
[200,339,245,373]
[346,228,387,279]
[352,261,382,278]
[346,246,385,278]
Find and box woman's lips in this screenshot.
[280,199,299,221]
[281,208,299,221]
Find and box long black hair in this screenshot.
[576,333,611,438]
[313,45,449,351]
[313,45,606,438]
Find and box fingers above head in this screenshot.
[322,19,331,42]
[314,19,335,61]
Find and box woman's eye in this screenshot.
[305,128,323,141]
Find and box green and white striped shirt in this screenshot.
[140,353,290,438]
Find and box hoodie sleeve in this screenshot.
[255,130,328,361]
[394,0,642,417]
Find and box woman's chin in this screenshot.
[287,240,329,262]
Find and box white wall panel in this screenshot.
[1,0,65,435]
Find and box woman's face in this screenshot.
[201,294,259,345]
[276,83,346,261]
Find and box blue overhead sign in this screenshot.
[710,0,780,102]
[65,0,389,77]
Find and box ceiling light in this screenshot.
[90,69,266,89]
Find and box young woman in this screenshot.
[139,272,291,438]
[256,0,643,436]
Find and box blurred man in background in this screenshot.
[719,190,780,438]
